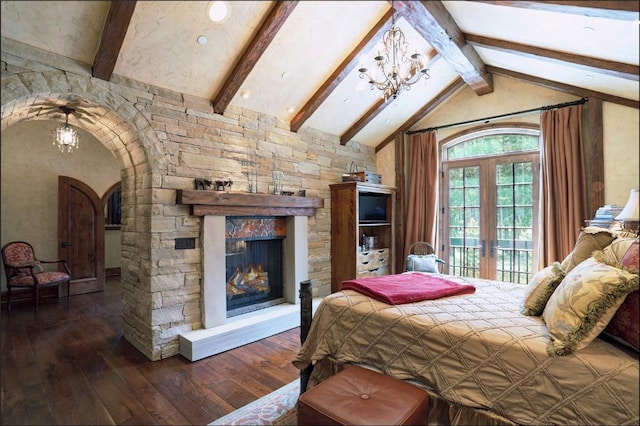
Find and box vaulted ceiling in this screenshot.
[1,1,638,150]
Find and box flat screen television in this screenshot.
[359,193,388,223]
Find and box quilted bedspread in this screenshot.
[293,274,639,425]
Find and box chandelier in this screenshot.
[358,3,429,101]
[54,106,79,154]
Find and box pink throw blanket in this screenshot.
[340,273,476,305]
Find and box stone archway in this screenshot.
[1,70,165,360]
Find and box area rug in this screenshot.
[210,379,299,425]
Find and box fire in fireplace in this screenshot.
[225,217,286,316]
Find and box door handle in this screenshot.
[480,240,485,257]
[490,240,497,257]
[61,241,69,248]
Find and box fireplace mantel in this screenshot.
[176,190,324,216]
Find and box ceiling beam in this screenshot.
[212,1,298,115]
[341,51,440,145]
[467,34,639,82]
[393,1,493,95]
[375,78,467,152]
[92,1,137,81]
[487,66,639,109]
[290,9,395,133]
[474,1,639,20]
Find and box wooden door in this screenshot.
[58,176,105,295]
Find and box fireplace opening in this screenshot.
[225,217,286,317]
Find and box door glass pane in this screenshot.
[495,161,534,284]
[448,166,481,278]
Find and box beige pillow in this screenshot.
[521,262,565,316]
[543,257,639,356]
[595,238,638,268]
[560,227,615,273]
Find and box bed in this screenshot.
[293,271,639,425]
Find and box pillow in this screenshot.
[595,238,638,268]
[521,262,565,316]
[620,239,639,273]
[406,254,439,273]
[603,290,639,352]
[542,256,639,356]
[560,226,615,273]
[12,260,44,277]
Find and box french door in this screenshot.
[441,153,539,283]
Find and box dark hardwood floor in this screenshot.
[1,277,302,425]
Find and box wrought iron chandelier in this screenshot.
[358,2,429,101]
[54,106,79,154]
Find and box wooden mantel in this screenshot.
[176,190,324,216]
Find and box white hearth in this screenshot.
[179,215,308,362]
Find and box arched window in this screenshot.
[440,126,540,283]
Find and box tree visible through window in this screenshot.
[441,127,540,283]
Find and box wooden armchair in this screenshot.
[1,241,72,312]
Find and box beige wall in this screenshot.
[1,119,120,291]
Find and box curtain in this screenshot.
[540,104,587,267]
[404,131,438,259]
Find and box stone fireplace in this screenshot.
[176,190,323,361]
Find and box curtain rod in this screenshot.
[406,97,588,135]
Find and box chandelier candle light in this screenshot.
[359,1,429,101]
[54,106,79,154]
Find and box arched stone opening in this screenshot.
[1,71,165,359]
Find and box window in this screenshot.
[102,182,122,229]
[441,127,540,283]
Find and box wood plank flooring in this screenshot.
[1,277,302,425]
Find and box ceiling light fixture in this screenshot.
[358,1,429,101]
[54,106,79,154]
[208,1,228,22]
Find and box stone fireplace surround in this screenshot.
[176,190,323,361]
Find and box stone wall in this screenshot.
[1,38,377,360]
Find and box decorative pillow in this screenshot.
[406,254,439,273]
[560,226,615,273]
[521,262,565,316]
[603,290,639,352]
[595,238,638,268]
[620,239,639,273]
[542,256,639,356]
[13,260,44,277]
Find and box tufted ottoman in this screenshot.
[297,366,429,425]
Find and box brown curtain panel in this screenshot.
[404,132,438,260]
[540,104,587,267]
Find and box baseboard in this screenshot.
[105,267,121,277]
[0,287,58,308]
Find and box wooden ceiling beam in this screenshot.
[467,34,639,82]
[474,1,639,20]
[341,52,440,145]
[212,1,298,115]
[487,66,639,109]
[92,1,137,81]
[375,78,467,153]
[394,1,493,95]
[290,9,395,133]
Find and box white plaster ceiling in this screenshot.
[1,1,638,147]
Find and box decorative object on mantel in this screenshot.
[194,178,212,190]
[214,180,233,191]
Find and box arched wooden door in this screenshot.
[58,176,105,296]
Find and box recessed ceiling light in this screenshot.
[281,72,289,80]
[197,35,208,45]
[582,26,595,32]
[208,1,228,22]
[343,98,350,104]
[287,106,295,113]
[240,90,250,99]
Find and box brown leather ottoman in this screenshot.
[297,366,429,425]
